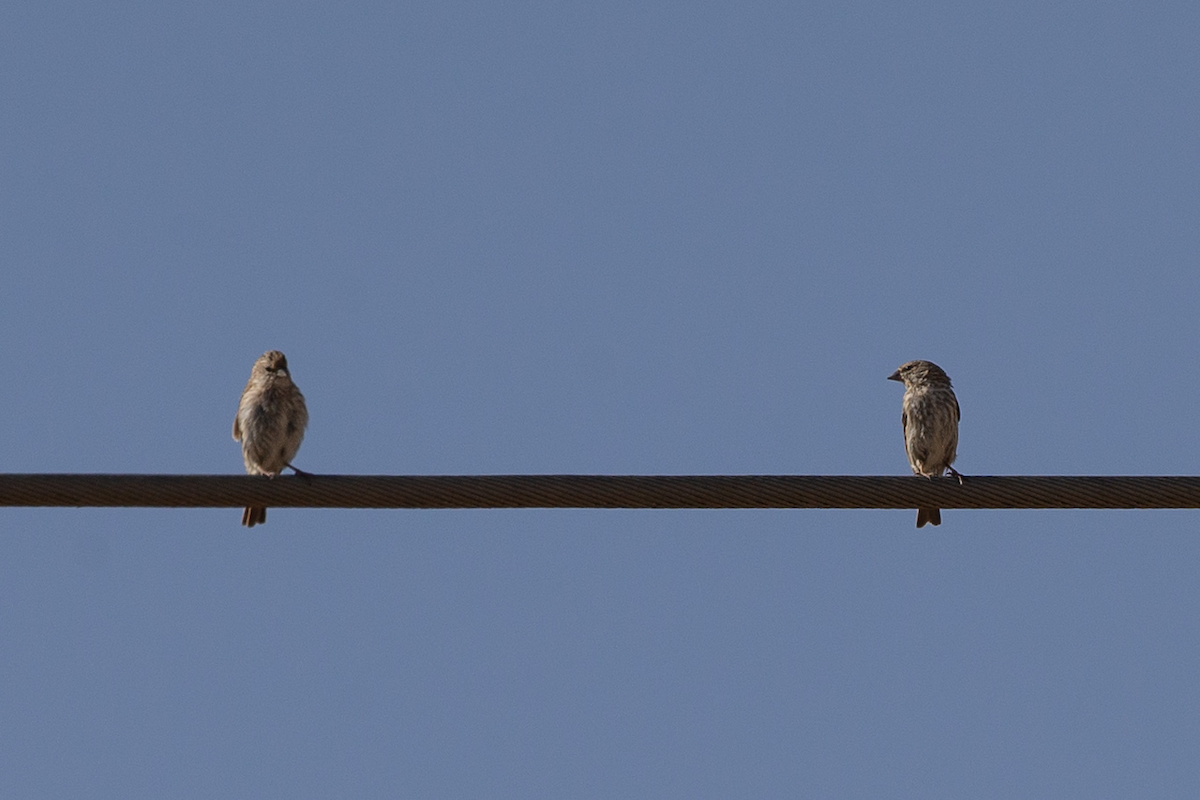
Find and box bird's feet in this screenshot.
[286,463,315,482]
[947,466,964,485]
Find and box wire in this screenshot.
[1,474,1198,508]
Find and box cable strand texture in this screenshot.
[1,475,1199,509]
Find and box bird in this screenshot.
[888,360,961,528]
[233,350,309,527]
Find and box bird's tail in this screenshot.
[916,507,941,528]
[242,506,267,527]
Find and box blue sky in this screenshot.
[3,1,1199,796]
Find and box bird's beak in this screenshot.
[887,370,902,382]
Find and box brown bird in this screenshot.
[888,360,961,528]
[233,350,309,527]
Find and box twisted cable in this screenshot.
[1,474,1198,509]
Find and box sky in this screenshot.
[2,0,1199,796]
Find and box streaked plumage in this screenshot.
[888,360,960,528]
[233,350,308,527]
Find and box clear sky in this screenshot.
[3,1,1199,796]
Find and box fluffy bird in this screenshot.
[888,360,961,528]
[233,350,309,527]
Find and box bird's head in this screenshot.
[888,360,951,387]
[256,350,291,378]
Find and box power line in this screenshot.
[1,474,1198,509]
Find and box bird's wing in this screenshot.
[232,414,242,441]
[954,396,961,421]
